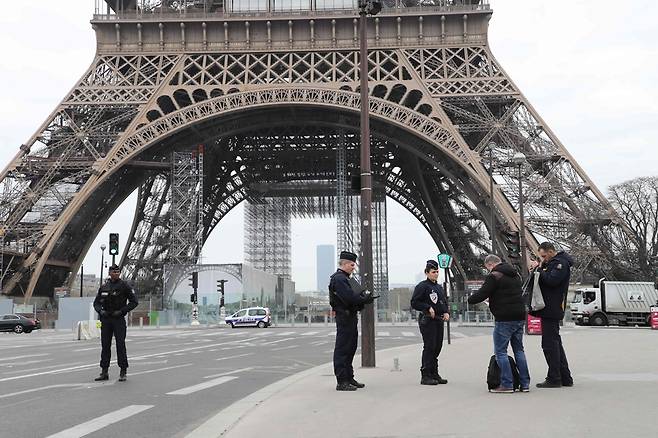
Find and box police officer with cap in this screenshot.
[411,259,450,385]
[93,264,138,382]
[329,250,375,391]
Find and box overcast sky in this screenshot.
[1,1,656,291]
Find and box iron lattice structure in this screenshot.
[0,0,633,301]
[242,186,389,308]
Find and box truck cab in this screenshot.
[571,288,602,325]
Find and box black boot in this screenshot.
[433,372,448,384]
[349,378,365,389]
[118,368,127,382]
[94,369,109,381]
[420,370,438,385]
[336,382,357,391]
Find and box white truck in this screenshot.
[570,279,658,326]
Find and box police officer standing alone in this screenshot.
[529,242,574,388]
[411,260,450,385]
[329,251,375,391]
[93,264,138,382]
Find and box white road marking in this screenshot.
[130,363,193,376]
[310,340,329,346]
[0,359,49,367]
[271,345,299,351]
[45,405,154,438]
[0,353,49,362]
[376,331,390,337]
[450,331,467,338]
[166,376,237,395]
[258,337,296,346]
[275,331,295,336]
[73,347,98,352]
[203,367,254,379]
[401,331,416,337]
[300,331,318,336]
[0,384,88,399]
[215,353,254,362]
[0,341,239,383]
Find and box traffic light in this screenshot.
[109,233,119,256]
[502,230,521,262]
[190,293,195,303]
[189,272,198,290]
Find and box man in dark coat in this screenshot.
[411,260,450,385]
[93,264,138,382]
[530,242,574,388]
[469,254,530,393]
[329,251,375,391]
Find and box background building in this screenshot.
[316,244,335,292]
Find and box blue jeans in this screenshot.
[493,320,530,389]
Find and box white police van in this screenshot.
[225,307,271,328]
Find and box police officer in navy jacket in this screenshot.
[411,260,450,385]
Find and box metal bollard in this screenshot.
[391,357,401,372]
[157,317,160,329]
[324,315,328,327]
[139,317,143,329]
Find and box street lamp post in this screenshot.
[512,152,528,276]
[488,142,496,251]
[99,244,106,288]
[358,0,381,368]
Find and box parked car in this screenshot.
[0,314,41,334]
[225,307,271,328]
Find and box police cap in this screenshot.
[339,251,358,262]
[426,259,439,270]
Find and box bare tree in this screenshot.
[608,176,658,281]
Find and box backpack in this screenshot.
[486,355,521,390]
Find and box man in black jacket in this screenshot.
[329,251,375,391]
[411,260,450,385]
[529,242,574,388]
[93,264,138,382]
[468,255,530,393]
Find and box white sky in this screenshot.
[0,1,656,291]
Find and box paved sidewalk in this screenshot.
[197,326,658,438]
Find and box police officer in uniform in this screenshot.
[329,251,375,391]
[411,260,450,385]
[93,264,138,382]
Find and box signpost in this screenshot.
[437,254,453,344]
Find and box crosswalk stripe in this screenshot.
[450,332,467,338]
[300,331,319,336]
[166,376,237,395]
[45,405,154,438]
[275,331,295,336]
[376,331,390,337]
[401,331,416,337]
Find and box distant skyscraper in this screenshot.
[316,244,335,292]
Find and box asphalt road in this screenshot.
[0,324,491,438]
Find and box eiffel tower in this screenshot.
[0,0,631,302]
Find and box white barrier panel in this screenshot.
[75,320,102,340]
